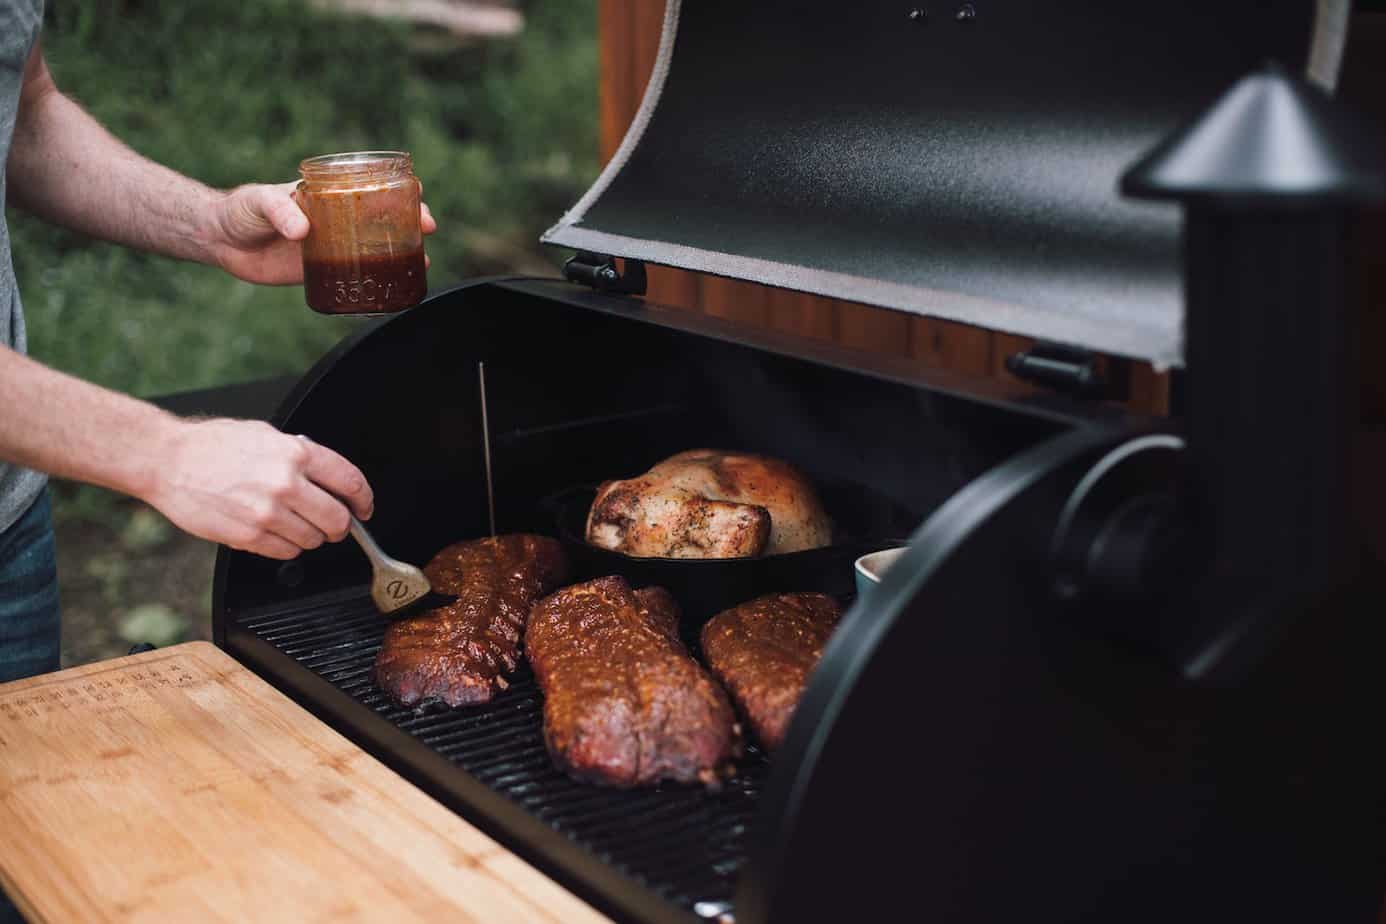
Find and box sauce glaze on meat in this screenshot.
[372,535,569,708]
[527,576,742,787]
[700,592,842,753]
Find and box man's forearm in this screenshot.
[0,345,175,502]
[6,45,223,266]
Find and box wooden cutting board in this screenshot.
[0,642,610,924]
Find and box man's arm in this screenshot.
[1,42,415,558]
[7,42,310,283]
[0,346,374,559]
[6,43,434,283]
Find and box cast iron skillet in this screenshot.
[544,482,911,625]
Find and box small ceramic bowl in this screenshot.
[853,547,908,597]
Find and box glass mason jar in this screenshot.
[296,151,427,315]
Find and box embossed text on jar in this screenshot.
[296,151,427,316]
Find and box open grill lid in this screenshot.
[543,0,1350,368]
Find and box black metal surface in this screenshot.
[564,252,648,295]
[216,280,1080,617]
[1003,342,1110,398]
[1126,64,1384,682]
[209,255,1386,922]
[234,587,772,922]
[1124,63,1386,207]
[547,1,1328,364]
[1048,434,1189,631]
[742,425,1386,923]
[212,279,1086,922]
[209,279,1170,923]
[148,374,300,421]
[739,424,1135,923]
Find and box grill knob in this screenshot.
[1050,434,1198,656]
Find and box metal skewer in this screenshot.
[479,360,497,537]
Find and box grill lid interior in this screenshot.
[543,0,1346,368]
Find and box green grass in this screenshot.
[7,0,597,523]
[11,0,597,401]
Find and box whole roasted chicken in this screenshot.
[585,450,832,559]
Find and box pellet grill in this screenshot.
[213,2,1386,921]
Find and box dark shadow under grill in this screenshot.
[236,589,769,918]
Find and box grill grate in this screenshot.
[237,589,768,918]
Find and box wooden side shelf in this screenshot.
[0,642,608,924]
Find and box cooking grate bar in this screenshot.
[265,613,384,645]
[235,588,765,917]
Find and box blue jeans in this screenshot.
[0,490,59,684]
[0,491,59,921]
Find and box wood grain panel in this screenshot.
[0,643,608,924]
[631,0,666,107]
[767,289,837,342]
[1128,362,1173,417]
[909,317,993,376]
[701,276,771,327]
[597,0,637,163]
[834,300,912,357]
[604,0,706,315]
[644,264,702,312]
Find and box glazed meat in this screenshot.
[372,535,569,708]
[585,450,832,559]
[701,593,843,753]
[527,576,742,787]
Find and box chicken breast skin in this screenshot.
[586,449,832,559]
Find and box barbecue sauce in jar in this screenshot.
[302,250,427,315]
[296,152,427,315]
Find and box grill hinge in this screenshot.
[1006,341,1128,400]
[563,251,648,296]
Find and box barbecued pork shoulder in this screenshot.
[701,592,843,753]
[372,535,569,708]
[585,450,832,559]
[527,576,742,787]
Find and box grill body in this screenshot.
[215,279,1094,922]
[232,588,768,919]
[215,279,1386,923]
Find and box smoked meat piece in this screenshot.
[527,576,741,787]
[700,592,842,752]
[373,535,569,708]
[586,450,832,558]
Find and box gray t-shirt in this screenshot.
[0,0,48,534]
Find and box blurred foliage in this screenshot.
[7,0,597,524]
[11,0,597,402]
[119,603,189,648]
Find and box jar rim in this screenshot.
[299,151,413,178]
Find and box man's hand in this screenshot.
[0,347,375,563]
[144,418,375,560]
[208,183,438,285]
